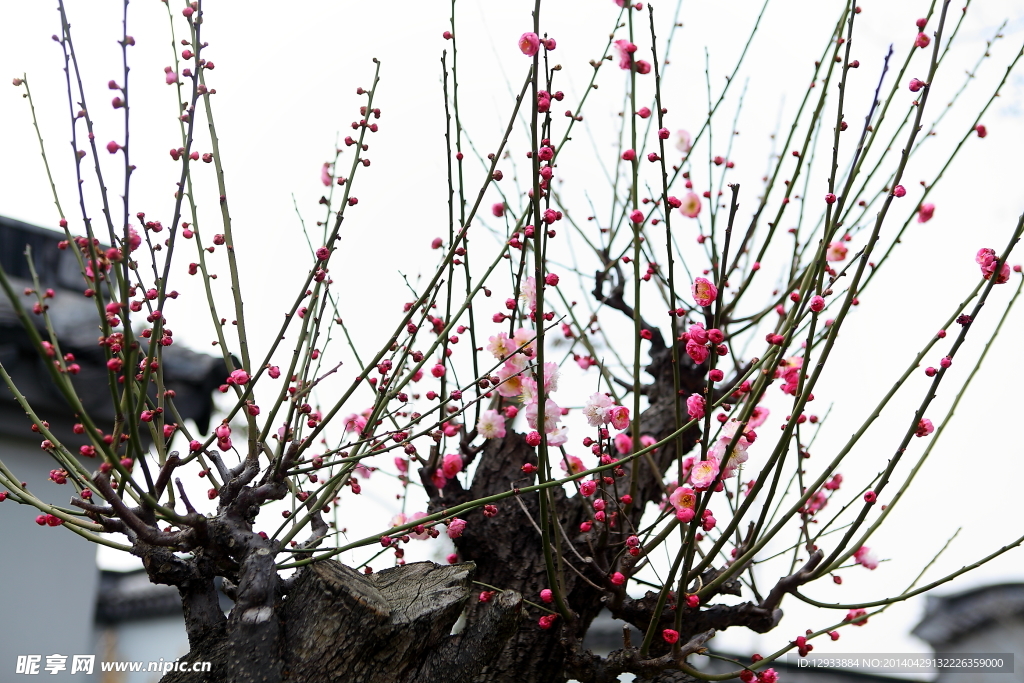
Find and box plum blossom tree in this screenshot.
[2,1,1024,682]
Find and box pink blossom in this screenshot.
[477,409,506,439]
[495,361,525,398]
[431,468,448,490]
[537,361,560,394]
[977,247,1011,284]
[710,438,749,479]
[748,405,770,429]
[343,413,367,433]
[689,458,720,489]
[525,398,563,434]
[613,39,636,69]
[915,418,934,438]
[520,277,537,311]
[560,455,585,474]
[320,162,332,187]
[845,608,869,626]
[692,277,718,307]
[580,480,597,496]
[917,203,935,223]
[228,369,249,385]
[614,433,632,454]
[164,68,178,85]
[408,511,430,540]
[826,242,848,262]
[686,339,710,364]
[854,545,879,570]
[492,202,505,217]
[686,394,706,420]
[487,332,514,359]
[512,327,537,357]
[127,226,142,252]
[679,191,702,218]
[442,453,463,478]
[447,518,467,538]
[519,32,541,56]
[583,392,615,426]
[609,405,630,430]
[548,427,569,447]
[687,322,709,345]
[676,129,692,154]
[915,32,930,49]
[805,490,828,514]
[669,486,696,522]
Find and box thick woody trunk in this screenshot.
[160,560,521,683]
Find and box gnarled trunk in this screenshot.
[160,560,521,683]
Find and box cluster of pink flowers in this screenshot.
[776,356,804,396]
[390,512,431,540]
[977,248,1010,284]
[667,418,762,505]
[613,39,651,74]
[431,453,464,489]
[680,322,726,365]
[485,329,569,446]
[582,392,630,430]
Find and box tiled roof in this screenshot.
[912,582,1024,647]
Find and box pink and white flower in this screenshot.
[477,410,506,439]
[854,546,879,570]
[495,360,525,397]
[679,191,702,218]
[826,242,848,262]
[676,129,692,155]
[525,398,563,434]
[520,277,538,312]
[690,458,720,489]
[583,392,615,426]
[487,332,514,359]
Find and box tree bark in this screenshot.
[160,560,521,683]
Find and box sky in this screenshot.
[2,0,1024,677]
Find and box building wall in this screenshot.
[0,434,100,680]
[92,618,189,683]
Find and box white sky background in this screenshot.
[2,0,1024,675]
